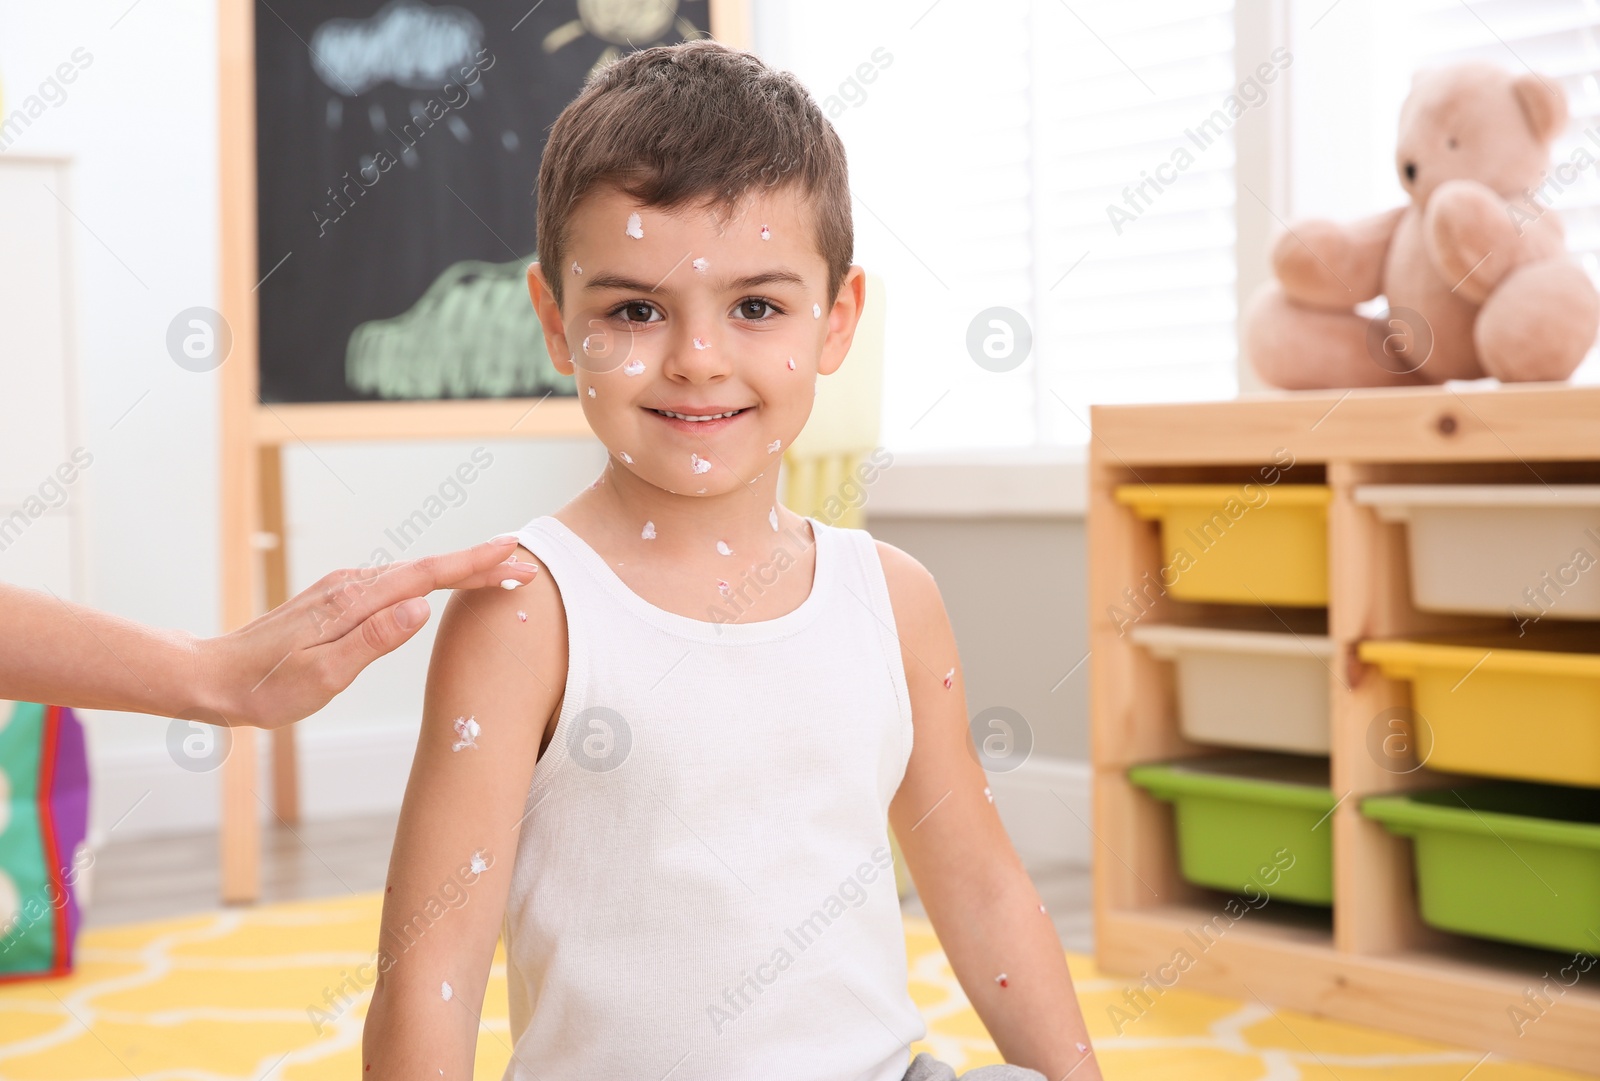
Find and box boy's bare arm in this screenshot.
[362,546,565,1077]
[880,542,1101,1081]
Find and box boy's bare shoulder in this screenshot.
[431,543,568,689]
[871,539,946,634]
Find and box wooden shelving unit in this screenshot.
[1088,383,1600,1075]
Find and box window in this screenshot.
[755,0,1241,451]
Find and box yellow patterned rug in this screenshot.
[0,892,1585,1079]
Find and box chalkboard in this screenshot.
[254,0,713,403]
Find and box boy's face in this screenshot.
[528,183,864,498]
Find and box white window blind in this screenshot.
[754,0,1240,451]
[1364,0,1600,383]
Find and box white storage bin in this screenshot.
[1354,485,1600,622]
[1129,624,1334,754]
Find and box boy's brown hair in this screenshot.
[535,40,852,312]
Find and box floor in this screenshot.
[83,813,1095,953]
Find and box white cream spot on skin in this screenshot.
[717,579,732,596]
[760,224,771,240]
[623,359,645,376]
[470,850,489,874]
[587,386,595,398]
[787,357,796,371]
[693,337,709,350]
[625,211,643,239]
[690,453,711,474]
[769,506,778,531]
[716,540,732,556]
[943,667,955,689]
[813,303,822,319]
[619,451,633,464]
[767,438,782,453]
[571,261,582,275]
[984,785,993,804]
[441,981,454,1001]
[696,487,707,494]
[641,520,656,540]
[451,716,480,751]
[692,257,709,272]
[516,610,527,622]
[500,578,521,590]
[1076,1042,1089,1055]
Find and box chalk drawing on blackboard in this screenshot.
[345,256,575,400]
[543,0,705,79]
[310,0,484,96]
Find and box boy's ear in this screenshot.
[527,261,572,375]
[817,266,868,378]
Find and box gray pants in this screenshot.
[901,1051,1047,1080]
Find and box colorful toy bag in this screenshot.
[0,701,90,981]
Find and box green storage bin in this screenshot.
[1363,783,1600,953]
[1128,754,1336,906]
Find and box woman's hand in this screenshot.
[195,536,540,729]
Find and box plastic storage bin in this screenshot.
[1114,484,1331,607]
[1128,754,1336,905]
[1362,782,1600,953]
[1359,637,1600,787]
[1130,623,1333,754]
[1354,485,1600,621]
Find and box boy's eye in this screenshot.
[613,301,661,324]
[735,298,781,320]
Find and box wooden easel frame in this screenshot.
[216,0,751,903]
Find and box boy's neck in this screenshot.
[562,458,807,560]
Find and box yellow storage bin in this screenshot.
[1114,484,1331,607]
[1359,637,1600,787]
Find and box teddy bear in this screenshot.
[1244,61,1599,389]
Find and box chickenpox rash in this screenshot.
[995,973,1009,988]
[760,224,771,240]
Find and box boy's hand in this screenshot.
[197,536,540,729]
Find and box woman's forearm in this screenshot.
[0,581,204,716]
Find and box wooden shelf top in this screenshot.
[1089,382,1600,465]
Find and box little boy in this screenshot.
[362,40,1101,1081]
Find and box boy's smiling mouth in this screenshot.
[644,404,755,434]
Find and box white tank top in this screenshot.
[499,513,923,1081]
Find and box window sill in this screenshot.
[866,446,1088,519]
